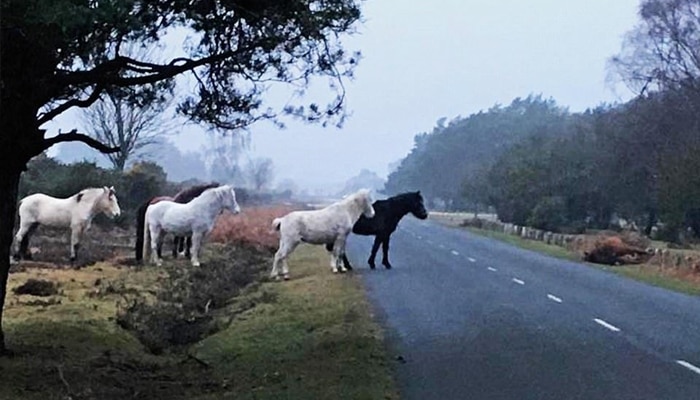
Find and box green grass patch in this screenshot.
[464,227,580,261]
[0,245,398,400]
[605,265,700,296]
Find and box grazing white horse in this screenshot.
[270,188,375,280]
[143,184,241,267]
[13,187,121,261]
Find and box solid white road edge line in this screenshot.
[676,360,700,376]
[593,318,621,332]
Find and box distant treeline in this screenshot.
[384,91,700,242]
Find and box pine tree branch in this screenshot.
[42,129,120,154]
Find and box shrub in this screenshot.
[527,196,568,232]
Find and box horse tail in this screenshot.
[272,217,282,231]
[135,200,151,262]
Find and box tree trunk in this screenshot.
[0,166,22,355]
[0,104,41,355]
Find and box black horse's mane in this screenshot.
[385,191,420,203]
[173,182,220,203]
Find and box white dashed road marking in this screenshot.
[547,294,563,303]
[594,318,621,332]
[467,257,477,263]
[676,360,700,376]
[451,250,459,256]
[512,278,525,285]
[487,267,497,272]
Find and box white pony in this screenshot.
[143,184,241,267]
[13,187,121,262]
[270,188,375,280]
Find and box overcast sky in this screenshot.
[48,0,642,192]
[221,0,642,191]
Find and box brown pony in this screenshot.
[135,182,220,263]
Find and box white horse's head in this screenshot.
[220,185,241,215]
[355,188,375,219]
[97,186,121,218]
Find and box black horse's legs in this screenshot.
[368,236,381,269]
[381,235,392,269]
[185,236,192,259]
[157,237,165,259]
[171,236,179,258]
[341,253,353,271]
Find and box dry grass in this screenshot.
[210,205,297,251]
[11,224,134,269]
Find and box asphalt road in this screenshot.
[345,218,700,400]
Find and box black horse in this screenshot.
[135,182,220,263]
[327,191,428,269]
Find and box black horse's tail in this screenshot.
[135,199,152,262]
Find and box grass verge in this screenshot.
[0,245,398,400]
[460,226,700,297]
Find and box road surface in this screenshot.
[346,218,700,400]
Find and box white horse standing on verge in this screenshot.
[143,184,241,267]
[13,187,121,262]
[271,188,375,280]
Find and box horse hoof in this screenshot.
[368,264,376,270]
[283,274,290,281]
[384,264,392,270]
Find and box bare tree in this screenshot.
[202,132,249,185]
[609,0,700,96]
[81,90,174,170]
[80,46,176,171]
[246,157,274,191]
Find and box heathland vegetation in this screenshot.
[1,157,397,399]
